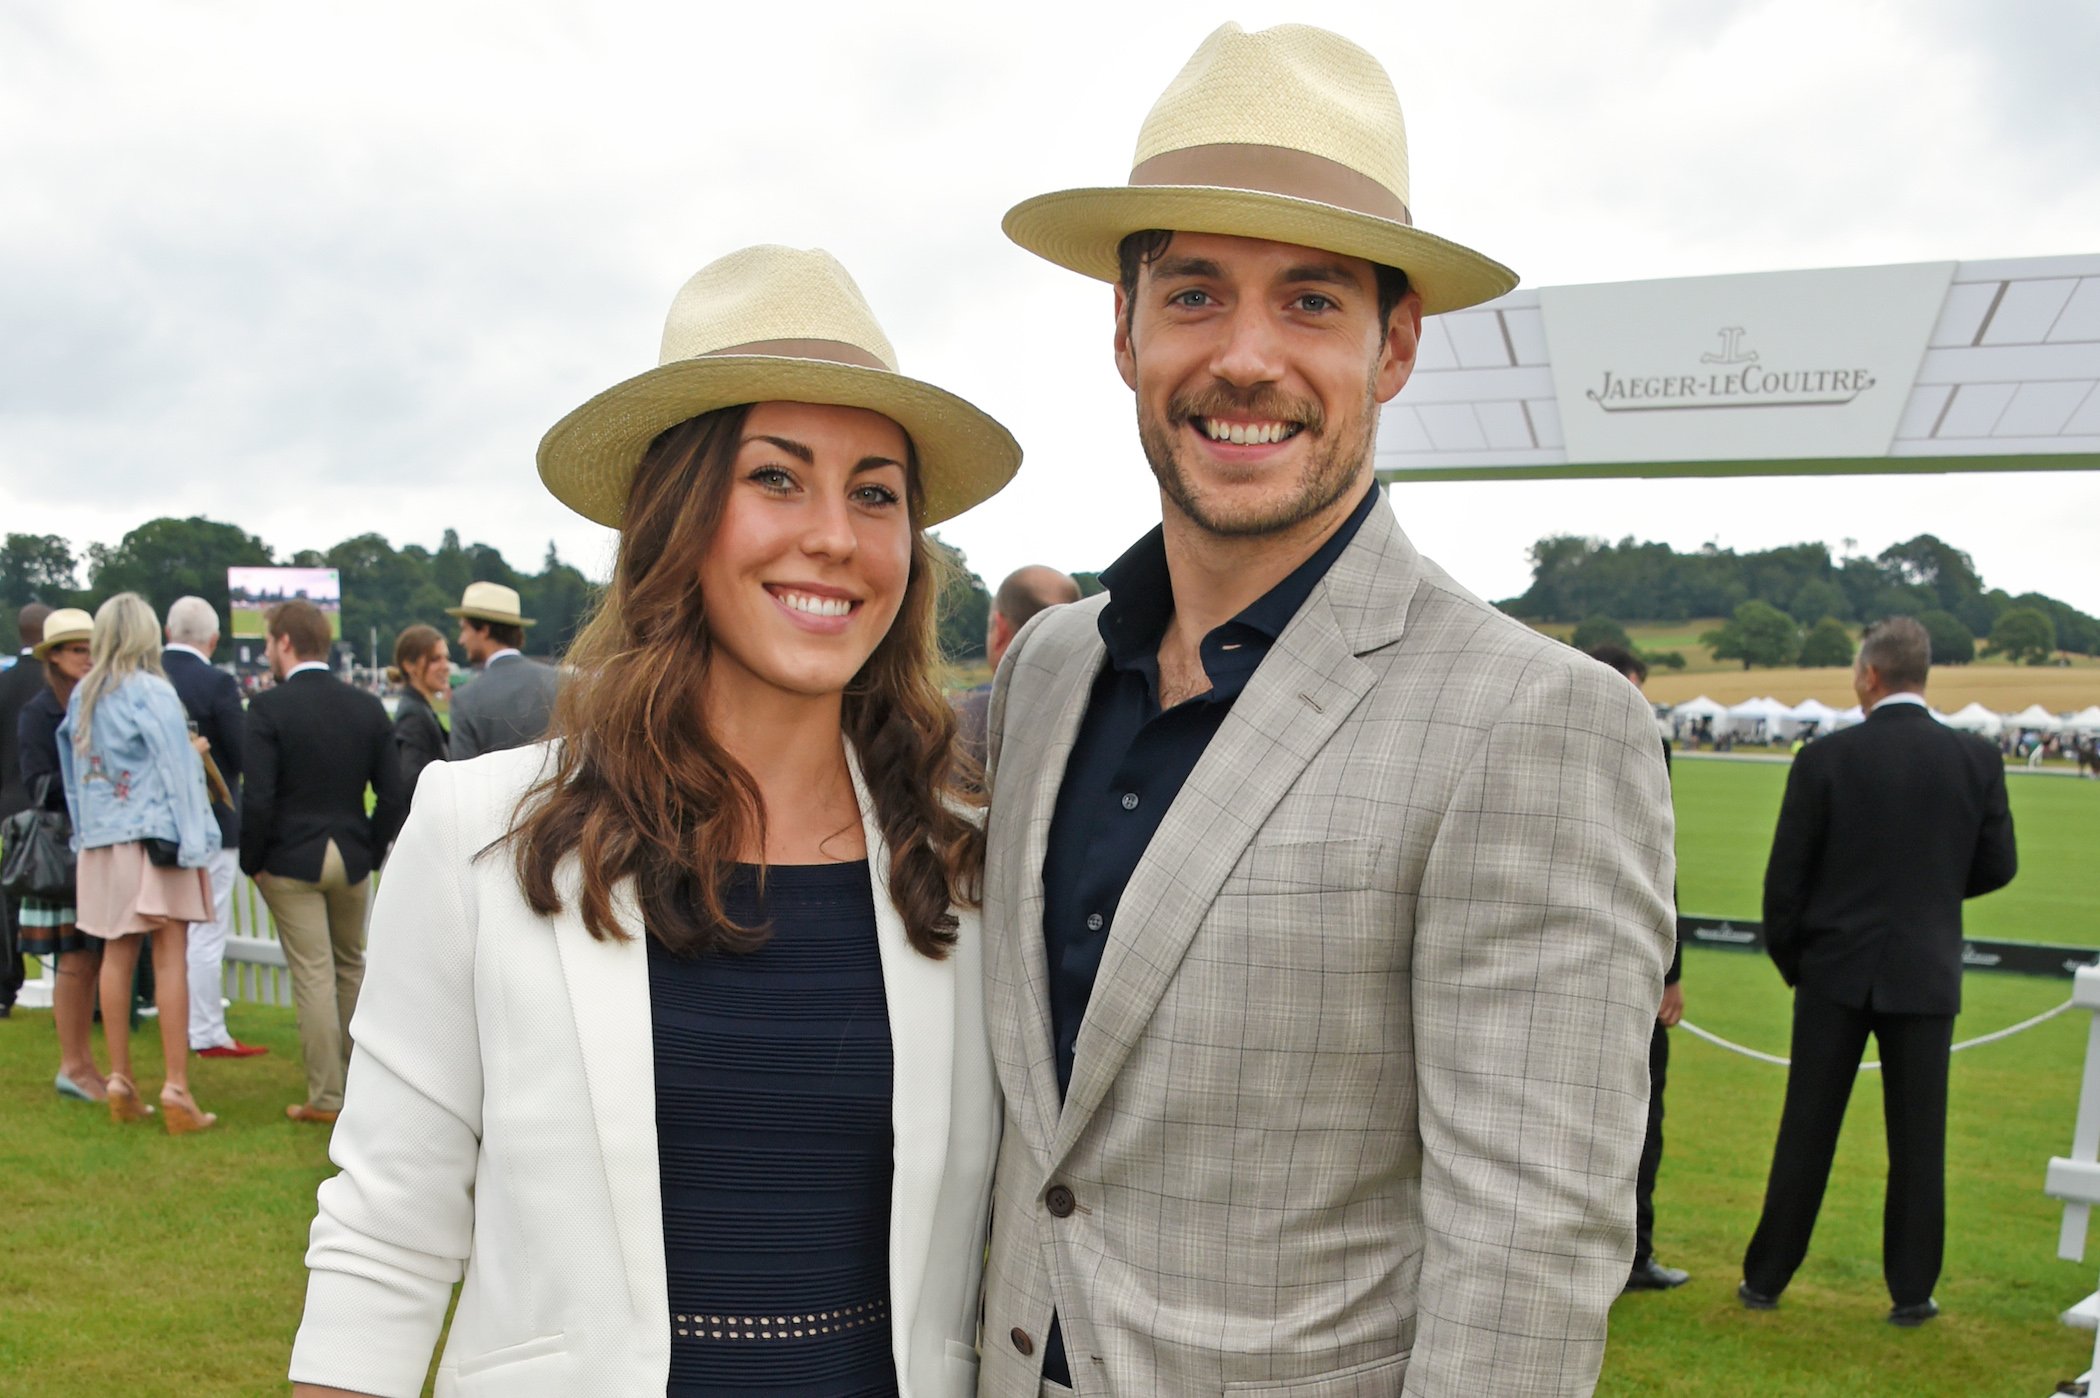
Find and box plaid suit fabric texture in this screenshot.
[978,500,1676,1397]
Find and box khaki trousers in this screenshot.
[257,841,369,1112]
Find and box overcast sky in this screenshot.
[5,0,2097,613]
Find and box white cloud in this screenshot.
[2,0,2095,614]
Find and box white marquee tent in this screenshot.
[2006,703,2065,734]
[2065,706,2100,736]
[1780,697,1841,739]
[1728,695,1793,742]
[1670,695,1731,738]
[1942,703,2005,737]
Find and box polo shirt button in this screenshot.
[1010,1326,1035,1356]
[1121,791,1139,810]
[1045,1184,1077,1217]
[1085,912,1103,932]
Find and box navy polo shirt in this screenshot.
[1039,483,1378,1098]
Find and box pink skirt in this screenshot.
[75,842,212,938]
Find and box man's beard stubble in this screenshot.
[1135,367,1381,539]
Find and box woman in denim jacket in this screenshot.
[58,592,221,1133]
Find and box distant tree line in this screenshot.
[1,519,996,667]
[1507,532,2099,668]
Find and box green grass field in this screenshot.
[1675,758,2100,946]
[1598,948,2096,1396]
[4,762,2097,1395]
[0,1004,336,1396]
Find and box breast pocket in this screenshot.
[1225,836,1389,896]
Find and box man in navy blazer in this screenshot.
[1741,616,2017,1326]
[244,600,406,1122]
[162,597,266,1057]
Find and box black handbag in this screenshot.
[143,837,183,868]
[0,776,76,900]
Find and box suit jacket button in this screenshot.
[1010,1326,1035,1356]
[1045,1184,1076,1217]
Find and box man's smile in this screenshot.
[1191,417,1304,446]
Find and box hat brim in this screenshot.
[1004,185,1516,316]
[537,356,1022,530]
[32,630,91,658]
[445,607,535,627]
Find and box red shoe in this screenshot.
[197,1041,270,1059]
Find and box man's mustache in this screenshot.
[1169,385,1325,435]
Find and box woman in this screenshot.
[16,608,103,1101]
[387,623,450,805]
[291,246,1021,1398]
[56,592,220,1133]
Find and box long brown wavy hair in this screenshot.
[506,403,983,958]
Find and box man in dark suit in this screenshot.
[162,596,266,1058]
[1587,643,1690,1293]
[445,582,558,760]
[0,603,53,1016]
[243,600,406,1123]
[1740,616,2017,1326]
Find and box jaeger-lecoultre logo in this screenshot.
[1700,326,1758,366]
[1587,327,1876,413]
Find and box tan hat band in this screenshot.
[705,338,890,371]
[1129,143,1412,226]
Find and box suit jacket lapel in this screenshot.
[987,618,1106,1153]
[1050,498,1419,1160]
[847,748,951,1368]
[550,872,666,1323]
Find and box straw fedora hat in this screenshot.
[445,582,534,629]
[1003,22,1517,316]
[32,607,93,658]
[538,246,1021,529]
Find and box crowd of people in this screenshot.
[0,21,2037,1398]
[0,579,565,1132]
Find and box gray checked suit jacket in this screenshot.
[978,497,1676,1398]
[447,654,559,761]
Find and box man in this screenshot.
[979,24,1676,1395]
[1587,643,1689,1292]
[243,600,406,1123]
[445,581,558,760]
[0,603,53,1016]
[162,596,266,1058]
[1741,616,2016,1326]
[957,566,1083,767]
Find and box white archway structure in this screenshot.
[1377,253,2100,484]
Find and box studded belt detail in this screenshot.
[673,1298,889,1342]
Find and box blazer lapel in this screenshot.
[986,620,1106,1153]
[550,871,666,1323]
[847,749,952,1369]
[1050,498,1419,1160]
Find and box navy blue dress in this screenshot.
[648,860,898,1398]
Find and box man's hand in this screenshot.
[1657,983,1684,1028]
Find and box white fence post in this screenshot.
[220,872,291,1007]
[2043,964,2100,1391]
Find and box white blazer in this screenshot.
[289,744,999,1398]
